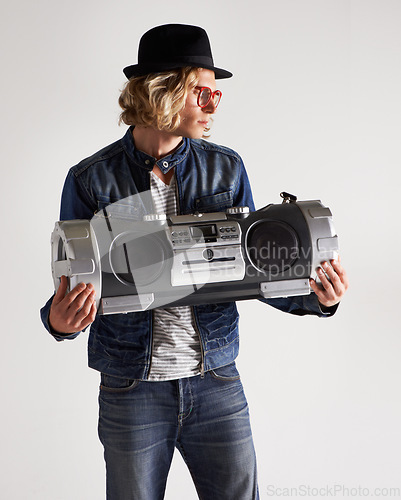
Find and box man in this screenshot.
[41,24,348,500]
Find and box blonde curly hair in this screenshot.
[118,67,201,132]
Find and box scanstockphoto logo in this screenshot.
[245,242,313,277]
[266,484,401,497]
[244,260,312,279]
[245,242,312,279]
[248,241,302,262]
[251,243,315,262]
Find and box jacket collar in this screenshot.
[122,126,189,174]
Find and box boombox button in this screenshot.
[203,249,214,261]
[226,206,250,215]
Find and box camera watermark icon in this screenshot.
[266,484,401,497]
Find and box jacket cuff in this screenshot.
[298,292,340,317]
[318,300,340,316]
[260,292,340,318]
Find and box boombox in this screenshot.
[51,192,339,314]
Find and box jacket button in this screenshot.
[162,161,168,168]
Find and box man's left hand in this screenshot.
[309,257,349,308]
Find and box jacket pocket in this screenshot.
[96,195,147,220]
[194,191,233,213]
[210,361,241,381]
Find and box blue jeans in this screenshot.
[98,362,259,499]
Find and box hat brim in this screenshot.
[123,62,232,80]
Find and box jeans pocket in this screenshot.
[210,361,241,382]
[100,373,140,393]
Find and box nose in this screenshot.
[203,99,217,114]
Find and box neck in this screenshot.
[132,126,183,159]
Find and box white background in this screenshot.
[1,0,400,498]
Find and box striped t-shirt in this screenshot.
[147,170,202,381]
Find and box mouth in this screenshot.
[198,121,209,128]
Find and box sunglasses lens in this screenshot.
[213,90,222,108]
[198,88,212,107]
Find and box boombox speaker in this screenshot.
[51,192,339,314]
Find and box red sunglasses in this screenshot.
[195,86,222,109]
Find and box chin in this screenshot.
[182,131,204,140]
[177,121,207,140]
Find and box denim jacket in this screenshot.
[40,127,334,379]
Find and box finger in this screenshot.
[309,277,327,301]
[76,299,97,331]
[74,289,97,324]
[330,258,345,278]
[316,267,337,304]
[317,266,332,291]
[63,282,93,308]
[53,275,68,304]
[331,259,349,289]
[309,278,321,295]
[63,290,95,324]
[321,262,344,296]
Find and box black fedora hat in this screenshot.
[123,24,232,80]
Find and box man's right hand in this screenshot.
[49,275,97,334]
